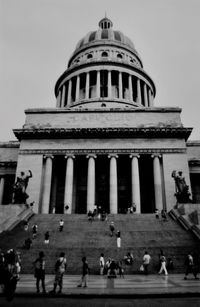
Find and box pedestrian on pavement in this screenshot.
[77,257,89,288]
[184,252,199,280]
[116,230,121,248]
[143,251,151,275]
[161,209,168,222]
[24,220,29,231]
[99,253,105,275]
[51,252,67,294]
[59,219,64,232]
[32,224,38,239]
[158,251,168,275]
[33,251,46,293]
[44,231,50,245]
[109,221,115,237]
[155,209,159,219]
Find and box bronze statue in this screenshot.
[171,170,192,203]
[13,170,32,204]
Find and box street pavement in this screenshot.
[8,273,200,296]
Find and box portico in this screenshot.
[38,151,164,214]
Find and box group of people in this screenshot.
[87,205,107,222]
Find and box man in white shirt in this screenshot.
[99,253,105,275]
[143,251,151,275]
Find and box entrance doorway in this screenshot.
[96,156,109,213]
[139,155,155,213]
[118,156,131,213]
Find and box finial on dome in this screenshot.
[99,15,113,29]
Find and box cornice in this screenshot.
[13,127,192,141]
[24,107,182,114]
[18,148,186,155]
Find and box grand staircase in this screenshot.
[0,213,199,274]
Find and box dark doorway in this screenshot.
[2,175,15,204]
[96,156,109,213]
[118,156,131,213]
[75,156,87,213]
[139,155,155,213]
[51,156,65,213]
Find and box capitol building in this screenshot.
[0,17,200,216]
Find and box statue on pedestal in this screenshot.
[13,170,32,204]
[171,170,192,203]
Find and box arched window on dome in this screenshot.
[87,53,93,59]
[117,53,123,59]
[102,51,108,57]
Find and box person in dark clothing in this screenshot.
[109,222,115,237]
[24,238,32,250]
[77,257,89,288]
[107,259,117,278]
[184,252,199,280]
[44,231,50,244]
[33,251,46,293]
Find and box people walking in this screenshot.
[51,252,67,294]
[99,253,105,275]
[158,251,168,275]
[32,224,38,239]
[109,221,115,237]
[77,257,89,288]
[116,230,121,248]
[143,251,151,275]
[33,251,46,293]
[155,209,159,219]
[44,231,50,245]
[59,219,64,232]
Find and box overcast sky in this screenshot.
[1,0,200,141]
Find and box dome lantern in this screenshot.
[98,16,113,29]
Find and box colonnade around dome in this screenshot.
[56,68,154,109]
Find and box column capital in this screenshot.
[86,154,97,159]
[108,154,118,159]
[129,154,140,159]
[43,154,54,160]
[151,154,162,159]
[65,154,75,159]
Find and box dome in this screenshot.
[74,17,137,54]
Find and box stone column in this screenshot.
[85,72,90,99]
[119,71,123,99]
[148,89,153,107]
[144,83,148,107]
[56,89,61,108]
[67,79,72,105]
[86,154,96,212]
[129,154,141,213]
[152,154,163,212]
[129,74,133,101]
[108,70,112,98]
[96,70,100,97]
[136,78,141,104]
[41,155,53,213]
[0,177,5,205]
[64,155,75,214]
[61,84,66,107]
[108,154,118,214]
[75,75,80,101]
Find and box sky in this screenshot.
[0,0,200,141]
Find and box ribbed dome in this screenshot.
[75,17,136,53]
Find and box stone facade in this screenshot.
[0,17,200,215]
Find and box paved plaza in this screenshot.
[10,274,200,296]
